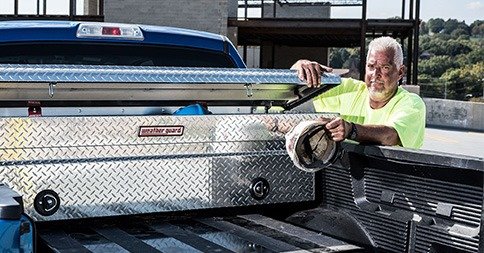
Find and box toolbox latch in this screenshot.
[27,101,42,117]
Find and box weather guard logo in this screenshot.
[138,125,184,137]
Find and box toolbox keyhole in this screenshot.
[250,178,270,200]
[34,190,60,216]
[42,194,57,211]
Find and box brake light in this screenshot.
[102,27,121,36]
[77,23,144,40]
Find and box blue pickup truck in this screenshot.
[0,21,482,253]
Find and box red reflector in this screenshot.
[102,27,121,36]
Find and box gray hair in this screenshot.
[366,37,403,68]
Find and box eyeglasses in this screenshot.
[366,63,394,74]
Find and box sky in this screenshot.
[0,0,483,24]
[331,0,483,24]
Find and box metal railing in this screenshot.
[238,0,363,7]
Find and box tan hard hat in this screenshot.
[285,120,338,172]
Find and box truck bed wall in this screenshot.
[289,144,484,253]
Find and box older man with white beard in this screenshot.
[292,36,425,149]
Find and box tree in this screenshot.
[464,47,484,64]
[443,19,459,34]
[420,21,429,35]
[441,19,470,35]
[420,37,448,55]
[445,40,472,56]
[418,78,447,99]
[456,21,471,35]
[470,20,483,29]
[329,48,350,68]
[419,37,441,54]
[428,18,445,33]
[470,20,484,36]
[441,62,484,100]
[421,38,471,56]
[451,29,469,38]
[454,42,484,66]
[342,48,360,68]
[418,35,432,54]
[419,55,458,78]
[433,33,452,41]
[418,19,483,101]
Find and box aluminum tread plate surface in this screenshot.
[0,114,334,221]
[0,65,341,102]
[0,64,341,84]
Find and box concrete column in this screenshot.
[227,0,239,45]
[84,0,98,15]
[228,0,237,18]
[104,0,228,35]
[227,27,238,47]
[262,3,330,18]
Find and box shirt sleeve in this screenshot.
[313,78,363,113]
[388,93,426,149]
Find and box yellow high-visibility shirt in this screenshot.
[313,78,426,149]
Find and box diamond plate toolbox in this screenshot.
[0,113,334,221]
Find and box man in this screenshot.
[292,36,425,149]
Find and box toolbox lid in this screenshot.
[0,64,341,110]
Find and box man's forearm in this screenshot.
[353,124,400,146]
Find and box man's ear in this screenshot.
[398,65,406,80]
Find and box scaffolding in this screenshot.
[232,0,421,84]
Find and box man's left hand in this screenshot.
[290,59,333,88]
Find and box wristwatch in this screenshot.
[271,118,279,132]
[348,122,358,140]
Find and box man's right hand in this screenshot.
[290,59,333,88]
[319,117,352,142]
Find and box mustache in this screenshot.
[370,80,384,84]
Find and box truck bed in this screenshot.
[37,214,363,253]
[1,64,482,252]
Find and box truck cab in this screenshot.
[0,20,244,68]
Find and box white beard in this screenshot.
[368,81,389,101]
[368,87,388,101]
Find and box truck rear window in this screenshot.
[0,43,237,67]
